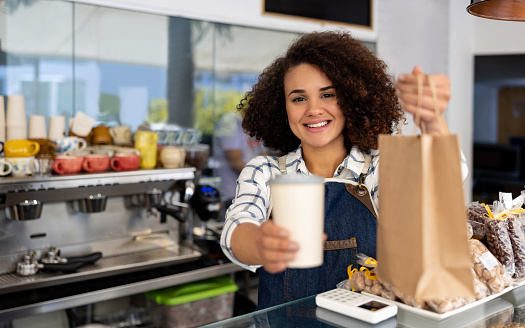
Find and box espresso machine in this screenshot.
[0,168,202,312]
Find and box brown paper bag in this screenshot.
[376,75,474,300]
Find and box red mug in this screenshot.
[52,155,84,175]
[82,154,110,173]
[110,153,140,171]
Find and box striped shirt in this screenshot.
[220,145,468,272]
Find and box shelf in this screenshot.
[0,167,196,207]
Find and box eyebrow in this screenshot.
[287,86,334,97]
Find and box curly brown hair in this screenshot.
[238,30,404,154]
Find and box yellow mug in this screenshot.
[5,139,40,158]
[134,130,158,169]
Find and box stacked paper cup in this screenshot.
[28,115,47,139]
[48,115,66,140]
[0,96,5,143]
[6,95,27,140]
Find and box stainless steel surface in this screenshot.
[0,167,210,322]
[0,262,243,321]
[1,242,201,294]
[0,167,195,206]
[0,168,196,274]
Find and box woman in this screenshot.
[220,30,464,309]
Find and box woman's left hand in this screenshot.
[395,65,451,135]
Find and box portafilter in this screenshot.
[7,200,43,221]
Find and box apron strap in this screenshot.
[345,184,378,220]
[357,155,372,196]
[278,155,287,174]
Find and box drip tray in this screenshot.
[0,244,201,295]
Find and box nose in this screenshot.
[305,99,324,116]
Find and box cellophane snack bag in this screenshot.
[500,192,525,278]
[484,202,516,277]
[469,239,512,294]
[467,202,490,240]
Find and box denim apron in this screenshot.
[256,155,378,310]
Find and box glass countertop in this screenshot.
[202,292,522,328]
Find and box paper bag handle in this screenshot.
[413,74,445,135]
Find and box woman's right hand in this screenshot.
[255,220,299,273]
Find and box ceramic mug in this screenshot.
[0,158,13,176]
[134,130,158,169]
[109,126,132,146]
[52,155,84,175]
[110,153,141,171]
[82,154,110,173]
[92,125,112,145]
[54,136,87,153]
[9,156,39,176]
[69,129,93,145]
[4,140,40,158]
[160,146,185,169]
[30,138,57,157]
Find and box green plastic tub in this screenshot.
[145,276,238,328]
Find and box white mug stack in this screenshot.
[5,95,27,141]
[0,96,5,143]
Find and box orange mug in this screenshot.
[52,155,84,175]
[92,125,112,145]
[82,154,110,173]
[110,153,141,171]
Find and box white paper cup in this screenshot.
[0,96,5,142]
[28,115,47,139]
[6,126,27,141]
[6,95,26,126]
[270,174,325,268]
[48,115,66,140]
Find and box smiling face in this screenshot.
[284,63,346,154]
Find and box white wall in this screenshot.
[474,18,525,55]
[69,0,378,42]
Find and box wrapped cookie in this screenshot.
[348,265,383,296]
[426,297,474,314]
[471,267,490,300]
[348,266,366,291]
[389,284,428,310]
[469,239,512,294]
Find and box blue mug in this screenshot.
[54,136,87,154]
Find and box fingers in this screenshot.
[397,92,449,115]
[395,70,451,119]
[258,220,299,273]
[412,65,424,75]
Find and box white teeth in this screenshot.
[306,121,328,128]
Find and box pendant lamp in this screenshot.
[467,0,525,21]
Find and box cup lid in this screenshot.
[270,173,324,185]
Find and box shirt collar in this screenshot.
[286,145,378,178]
